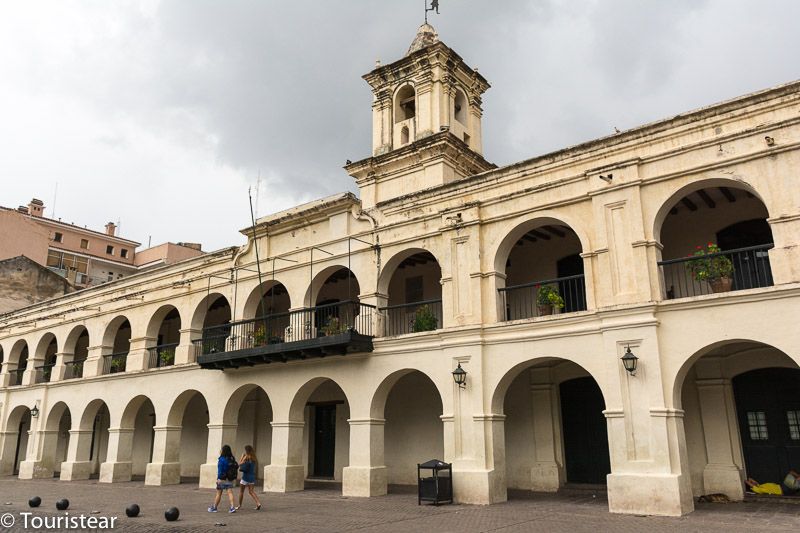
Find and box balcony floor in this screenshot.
[197,330,374,370]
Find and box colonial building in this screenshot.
[0,24,798,517]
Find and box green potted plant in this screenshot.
[159,349,175,366]
[322,316,343,336]
[253,326,267,347]
[110,357,125,373]
[536,284,565,316]
[412,305,438,332]
[686,243,734,293]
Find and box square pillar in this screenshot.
[145,425,182,486]
[60,429,95,481]
[50,352,72,382]
[529,377,565,492]
[99,427,135,483]
[342,418,387,497]
[126,336,155,372]
[18,429,59,479]
[264,420,305,492]
[83,345,110,378]
[176,328,200,365]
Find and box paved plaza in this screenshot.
[0,479,798,532]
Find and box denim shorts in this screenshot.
[216,481,234,490]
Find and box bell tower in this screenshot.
[346,23,495,208]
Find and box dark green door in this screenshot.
[733,368,800,485]
[560,377,610,484]
[313,404,337,478]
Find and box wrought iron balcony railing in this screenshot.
[498,274,587,321]
[102,352,128,375]
[380,299,443,336]
[9,368,26,386]
[35,363,55,384]
[147,343,179,369]
[64,359,86,380]
[658,244,774,300]
[194,300,375,358]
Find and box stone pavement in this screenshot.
[0,478,798,532]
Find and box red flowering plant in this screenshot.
[685,242,734,282]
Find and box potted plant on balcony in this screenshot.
[253,326,268,347]
[536,284,565,316]
[413,305,438,332]
[686,243,734,293]
[322,316,344,336]
[110,357,125,373]
[159,349,175,366]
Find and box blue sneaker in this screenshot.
[229,507,236,514]
[207,506,218,513]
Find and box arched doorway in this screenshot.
[42,402,71,478]
[156,391,209,485]
[495,219,587,320]
[192,294,232,356]
[241,281,292,346]
[656,183,773,299]
[301,267,365,341]
[380,250,443,336]
[499,360,609,493]
[1,406,32,475]
[677,340,799,499]
[224,385,273,484]
[63,326,89,379]
[33,334,58,384]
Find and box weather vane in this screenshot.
[425,0,439,24]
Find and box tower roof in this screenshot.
[406,23,439,56]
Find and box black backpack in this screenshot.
[225,456,239,481]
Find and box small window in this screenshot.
[788,410,800,440]
[54,232,63,243]
[80,239,89,249]
[106,245,114,255]
[401,126,410,145]
[747,411,769,440]
[107,272,114,282]
[120,249,128,258]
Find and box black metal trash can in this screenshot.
[417,459,452,505]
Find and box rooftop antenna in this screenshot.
[52,182,58,219]
[425,0,439,23]
[254,171,262,219]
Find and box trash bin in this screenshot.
[417,459,452,505]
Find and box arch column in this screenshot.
[145,425,182,486]
[51,351,72,382]
[529,370,565,492]
[342,418,386,497]
[99,427,134,483]
[0,430,19,475]
[199,423,237,488]
[83,345,110,378]
[694,376,746,500]
[176,328,200,364]
[0,362,10,388]
[264,420,305,492]
[60,429,95,481]
[18,429,58,479]
[127,336,154,371]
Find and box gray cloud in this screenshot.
[1,0,798,251]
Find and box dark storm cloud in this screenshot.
[1,1,798,250]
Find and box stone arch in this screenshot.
[394,83,416,123]
[1,405,32,475]
[453,86,469,125]
[8,339,28,366]
[369,368,446,419]
[164,390,209,481]
[145,304,182,340]
[378,247,444,297]
[492,214,590,275]
[190,293,231,331]
[223,384,273,423]
[378,248,444,335]
[652,177,768,245]
[242,279,291,319]
[303,265,361,308]
[34,332,57,361]
[42,401,71,477]
[120,395,156,428]
[75,399,111,479]
[222,384,273,476]
[102,315,132,351]
[63,325,90,355]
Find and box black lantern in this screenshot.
[452,363,467,389]
[30,405,39,418]
[621,346,638,376]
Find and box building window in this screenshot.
[54,232,63,243]
[747,411,769,441]
[106,245,114,255]
[121,249,128,258]
[107,271,114,282]
[80,239,89,249]
[788,410,800,440]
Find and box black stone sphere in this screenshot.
[28,496,41,508]
[164,507,179,522]
[56,499,69,511]
[125,504,140,518]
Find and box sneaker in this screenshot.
[207,506,218,513]
[255,504,262,511]
[229,507,236,514]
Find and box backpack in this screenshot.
[225,456,239,481]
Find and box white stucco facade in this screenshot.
[1,25,799,517]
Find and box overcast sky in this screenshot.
[1,1,798,252]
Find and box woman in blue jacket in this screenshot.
[237,445,263,510]
[208,444,237,513]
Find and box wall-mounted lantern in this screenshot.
[621,346,639,376]
[30,405,39,418]
[452,363,467,389]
